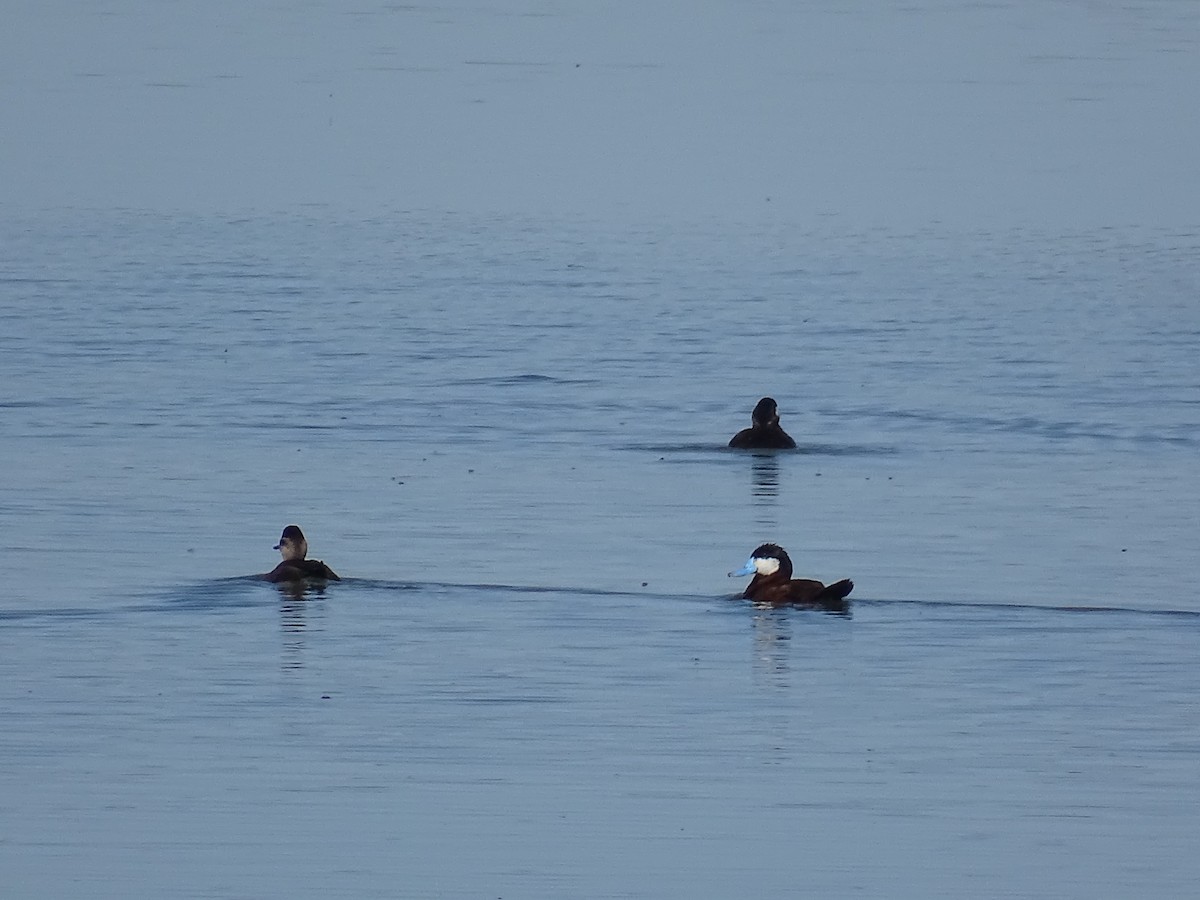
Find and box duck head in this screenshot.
[274,525,309,562]
[751,397,781,429]
[729,542,794,579]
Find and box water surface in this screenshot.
[3,1,1199,897]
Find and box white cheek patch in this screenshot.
[754,557,780,576]
[279,539,307,561]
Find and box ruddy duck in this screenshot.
[728,397,797,449]
[263,525,340,583]
[729,543,852,611]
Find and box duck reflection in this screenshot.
[276,581,330,671]
[273,579,331,603]
[750,607,793,684]
[747,603,853,690]
[750,453,780,498]
[750,452,780,531]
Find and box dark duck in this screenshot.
[729,543,853,612]
[263,525,340,583]
[728,397,797,449]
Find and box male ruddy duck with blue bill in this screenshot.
[263,525,340,583]
[728,397,797,449]
[730,543,852,612]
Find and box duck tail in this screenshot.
[811,579,853,614]
[818,579,854,602]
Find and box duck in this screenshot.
[263,525,340,583]
[729,543,852,611]
[728,397,797,449]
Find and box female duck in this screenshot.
[729,543,852,612]
[263,525,340,583]
[729,397,797,449]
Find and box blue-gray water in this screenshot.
[4,210,1198,899]
[4,2,1200,898]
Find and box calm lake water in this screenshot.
[3,1,1200,898]
[3,209,1197,899]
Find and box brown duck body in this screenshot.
[729,397,797,450]
[264,558,340,583]
[738,543,852,612]
[729,422,796,450]
[262,525,340,583]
